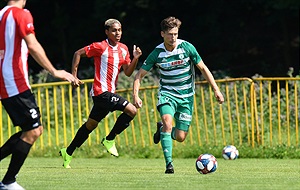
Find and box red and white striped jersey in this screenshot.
[84,40,131,96]
[0,6,35,99]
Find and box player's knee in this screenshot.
[131,105,137,116]
[22,126,43,143]
[38,125,43,136]
[86,121,98,130]
[175,132,187,142]
[125,104,137,118]
[176,136,186,142]
[33,126,43,138]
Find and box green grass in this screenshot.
[1,157,299,190]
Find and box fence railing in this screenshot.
[0,77,299,149]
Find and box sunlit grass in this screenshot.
[1,158,299,190]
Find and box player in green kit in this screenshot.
[133,16,224,174]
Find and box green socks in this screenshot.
[161,132,173,165]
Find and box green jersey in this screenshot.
[141,39,202,98]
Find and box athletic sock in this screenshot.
[2,139,32,184]
[161,132,173,166]
[106,113,133,140]
[66,123,92,155]
[0,131,22,160]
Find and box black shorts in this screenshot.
[1,90,41,131]
[89,91,129,122]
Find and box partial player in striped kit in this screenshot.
[60,19,142,168]
[133,16,224,174]
[0,0,75,189]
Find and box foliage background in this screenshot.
[1,0,299,81]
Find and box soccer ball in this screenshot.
[222,145,239,160]
[195,154,218,174]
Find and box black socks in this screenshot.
[106,113,133,140]
[66,113,133,154]
[66,123,92,155]
[2,139,32,184]
[0,131,22,160]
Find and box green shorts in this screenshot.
[157,93,194,132]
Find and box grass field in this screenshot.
[1,157,299,190]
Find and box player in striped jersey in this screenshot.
[133,16,224,174]
[60,19,142,168]
[0,0,75,189]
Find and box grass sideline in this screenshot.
[1,158,300,190]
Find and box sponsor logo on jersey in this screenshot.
[171,59,184,66]
[161,59,184,68]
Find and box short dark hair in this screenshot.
[160,16,182,32]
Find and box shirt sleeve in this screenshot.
[141,49,158,71]
[84,42,103,57]
[17,9,35,38]
[184,41,202,65]
[124,46,131,65]
[119,43,131,65]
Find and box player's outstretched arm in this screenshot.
[24,33,75,83]
[123,45,142,77]
[70,48,85,88]
[196,60,224,104]
[133,68,148,108]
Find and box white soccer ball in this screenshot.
[222,145,239,160]
[195,154,218,174]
